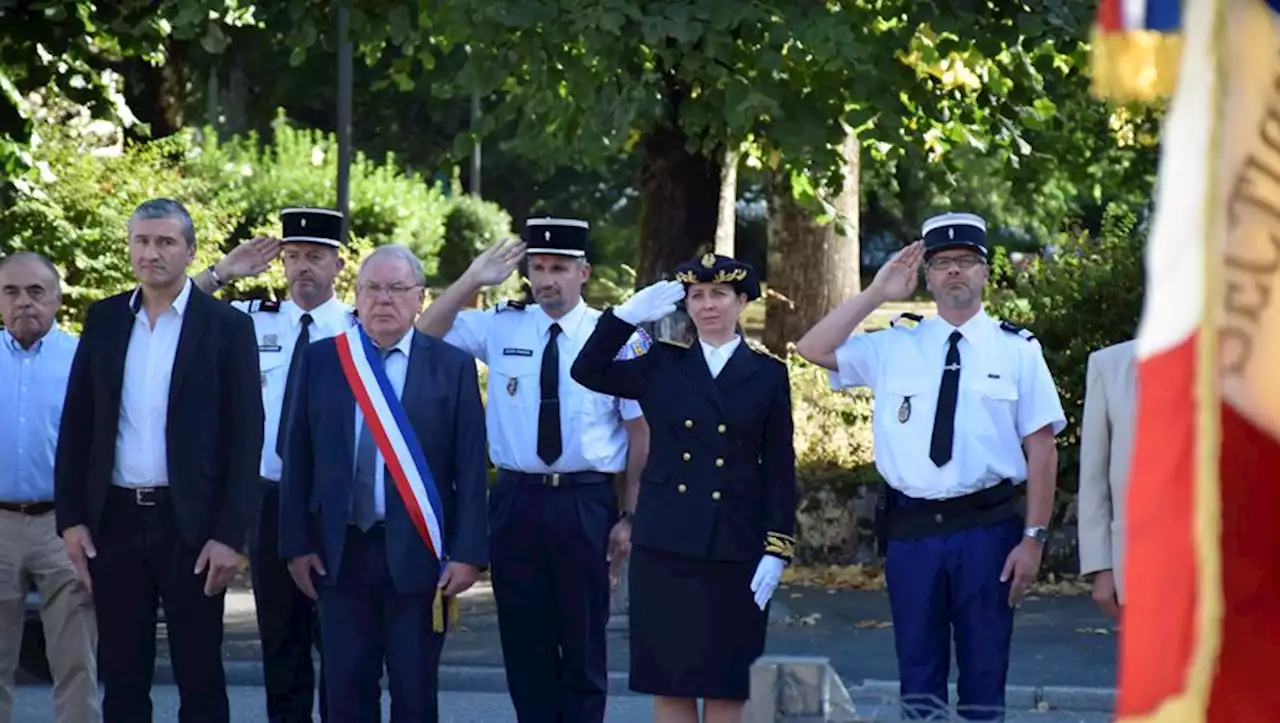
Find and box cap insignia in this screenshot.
[701,253,715,268]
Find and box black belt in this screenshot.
[498,469,612,488]
[874,479,1022,554]
[0,501,54,516]
[108,486,170,507]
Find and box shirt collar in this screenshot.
[532,298,589,342]
[698,334,742,360]
[286,295,349,328]
[3,325,61,354]
[129,277,194,318]
[921,307,992,347]
[364,326,415,357]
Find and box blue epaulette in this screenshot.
[999,320,1037,342]
[495,300,527,313]
[889,312,923,329]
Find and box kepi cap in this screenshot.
[524,217,589,258]
[922,212,988,260]
[674,253,761,301]
[281,208,344,248]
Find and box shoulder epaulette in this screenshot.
[999,320,1037,342]
[245,299,281,313]
[889,312,923,329]
[494,300,527,313]
[744,338,785,364]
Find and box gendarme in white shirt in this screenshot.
[828,308,1065,501]
[113,278,193,488]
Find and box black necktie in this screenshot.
[930,330,963,467]
[277,313,313,457]
[537,323,563,466]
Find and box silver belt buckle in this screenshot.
[135,488,157,507]
[547,473,561,488]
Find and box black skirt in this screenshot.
[628,543,767,701]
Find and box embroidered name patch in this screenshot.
[503,348,533,357]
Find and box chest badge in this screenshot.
[898,396,911,423]
[507,377,519,396]
[263,333,278,346]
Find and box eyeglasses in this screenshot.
[926,256,985,272]
[357,283,422,299]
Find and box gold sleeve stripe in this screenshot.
[764,532,796,561]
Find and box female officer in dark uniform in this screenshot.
[571,253,798,723]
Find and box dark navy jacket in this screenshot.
[571,310,797,564]
[278,330,489,595]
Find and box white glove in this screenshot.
[750,555,786,611]
[614,280,686,326]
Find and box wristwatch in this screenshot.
[1024,525,1049,545]
[206,264,227,290]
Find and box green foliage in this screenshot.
[0,109,464,328]
[987,201,1145,493]
[436,194,512,282]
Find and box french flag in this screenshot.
[1094,0,1280,721]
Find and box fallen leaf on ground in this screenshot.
[787,613,823,626]
[1075,627,1116,635]
[853,619,893,629]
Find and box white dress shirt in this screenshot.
[352,327,415,519]
[113,279,193,488]
[699,335,742,379]
[445,299,648,474]
[829,309,1066,500]
[232,296,355,481]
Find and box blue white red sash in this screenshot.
[334,326,446,561]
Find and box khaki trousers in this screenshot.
[0,509,100,723]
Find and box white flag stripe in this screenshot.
[1137,0,1214,360]
[345,328,445,554]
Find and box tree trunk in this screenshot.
[763,131,861,356]
[636,126,722,287]
[714,145,740,256]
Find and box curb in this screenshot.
[853,680,1116,712]
[160,661,1115,711]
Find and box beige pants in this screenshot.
[0,510,100,723]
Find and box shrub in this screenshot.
[986,202,1144,494]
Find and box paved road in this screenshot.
[9,685,1115,722]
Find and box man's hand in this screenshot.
[287,554,327,601]
[607,517,633,590]
[217,236,282,283]
[62,525,97,596]
[464,237,525,287]
[614,280,686,325]
[1000,537,1043,607]
[194,540,244,597]
[1091,569,1121,618]
[868,240,924,302]
[438,561,481,597]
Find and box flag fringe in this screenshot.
[1090,29,1185,102]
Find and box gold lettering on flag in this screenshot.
[1221,2,1280,440]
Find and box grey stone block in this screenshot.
[746,655,862,722]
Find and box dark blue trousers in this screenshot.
[489,472,615,723]
[884,492,1022,722]
[317,526,446,723]
[250,481,326,723]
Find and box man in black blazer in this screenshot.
[55,198,264,723]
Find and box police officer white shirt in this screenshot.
[445,298,646,474]
[230,296,355,481]
[829,308,1065,500]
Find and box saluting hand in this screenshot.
[195,539,244,597]
[219,236,282,282]
[869,240,925,301]
[464,237,526,287]
[614,280,685,326]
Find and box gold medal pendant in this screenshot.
[898,397,911,423]
[507,377,519,396]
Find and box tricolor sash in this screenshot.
[334,326,447,561]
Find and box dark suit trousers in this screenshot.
[489,472,615,723]
[318,525,447,723]
[89,488,228,723]
[250,480,326,723]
